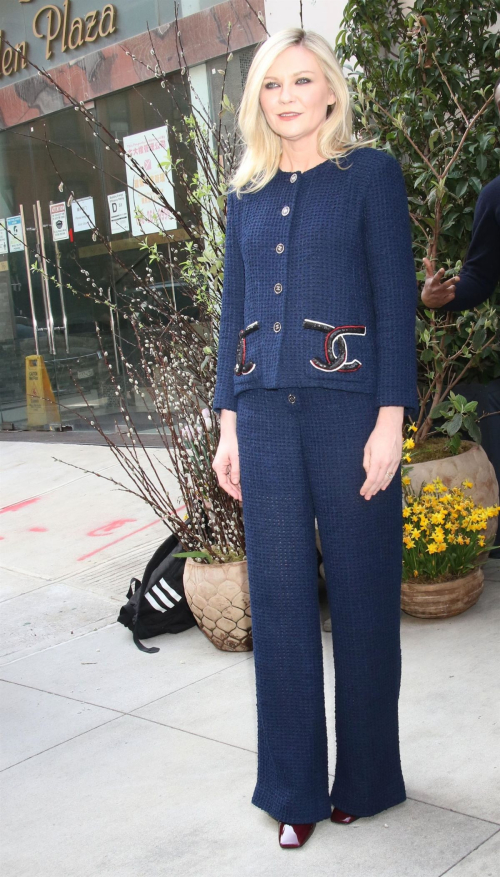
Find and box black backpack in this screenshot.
[117,531,197,653]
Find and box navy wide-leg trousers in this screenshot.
[235,387,407,824]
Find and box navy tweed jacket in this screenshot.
[212,146,420,419]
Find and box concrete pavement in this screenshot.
[0,439,499,876]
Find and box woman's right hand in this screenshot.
[212,410,242,502]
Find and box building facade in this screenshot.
[0,0,271,430]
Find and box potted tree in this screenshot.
[19,14,257,651]
[321,2,500,628]
[334,0,499,496]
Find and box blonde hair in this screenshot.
[228,27,376,198]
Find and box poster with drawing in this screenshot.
[123,126,176,237]
[6,215,24,252]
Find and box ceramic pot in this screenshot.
[401,565,484,618]
[183,556,252,651]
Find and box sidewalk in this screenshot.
[1,439,499,876]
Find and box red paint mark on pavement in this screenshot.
[0,497,41,514]
[77,505,186,561]
[29,526,48,532]
[87,519,136,538]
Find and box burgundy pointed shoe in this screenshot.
[330,807,359,824]
[278,821,316,848]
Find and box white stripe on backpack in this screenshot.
[145,592,167,612]
[159,578,182,602]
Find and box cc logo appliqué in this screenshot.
[303,318,366,372]
[234,321,260,375]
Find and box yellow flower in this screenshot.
[402,476,411,486]
[409,424,418,432]
[404,454,412,463]
[403,507,412,518]
[432,528,445,545]
[430,511,446,525]
[427,543,438,554]
[403,438,415,450]
[404,537,415,549]
[462,479,473,489]
[413,569,419,576]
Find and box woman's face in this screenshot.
[259,44,336,146]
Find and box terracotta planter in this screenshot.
[407,441,499,561]
[183,556,252,651]
[401,565,484,618]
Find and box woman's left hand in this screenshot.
[360,408,404,500]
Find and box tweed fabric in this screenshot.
[236,386,407,823]
[212,146,419,420]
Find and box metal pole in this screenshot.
[35,200,56,355]
[52,230,70,353]
[19,203,39,355]
[107,286,120,375]
[167,240,177,309]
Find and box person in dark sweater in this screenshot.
[421,75,500,556]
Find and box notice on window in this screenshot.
[123,126,176,237]
[50,202,69,242]
[71,196,96,233]
[107,191,130,235]
[0,220,8,255]
[7,215,24,252]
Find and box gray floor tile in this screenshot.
[0,680,118,770]
[0,583,118,665]
[0,715,496,877]
[399,577,500,822]
[443,830,500,876]
[0,622,254,713]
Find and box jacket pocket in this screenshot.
[303,318,366,372]
[234,321,260,375]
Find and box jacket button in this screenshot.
[273,321,281,332]
[290,173,297,183]
[281,206,290,215]
[288,394,296,403]
[274,282,283,294]
[276,243,284,253]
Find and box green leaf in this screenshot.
[447,412,463,436]
[463,400,478,413]
[429,402,449,418]
[463,416,481,443]
[476,154,487,174]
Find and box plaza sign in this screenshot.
[0,0,117,78]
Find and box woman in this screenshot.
[212,27,419,850]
